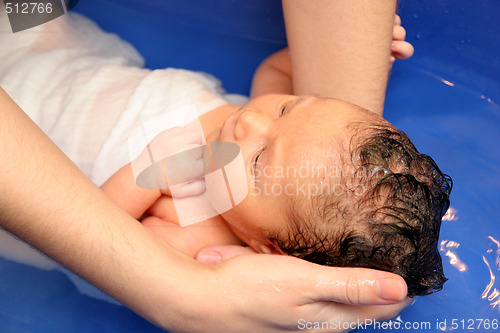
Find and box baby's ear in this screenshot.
[247,238,285,255]
[255,243,285,255]
[257,244,273,254]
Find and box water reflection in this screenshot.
[482,236,500,310]
[440,207,467,272]
[440,78,455,87]
[440,239,467,272]
[442,207,458,222]
[440,207,500,311]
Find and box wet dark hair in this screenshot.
[271,125,452,297]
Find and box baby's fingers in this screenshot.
[170,178,206,198]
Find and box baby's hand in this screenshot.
[133,126,206,199]
[391,14,414,63]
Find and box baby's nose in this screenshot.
[234,109,271,140]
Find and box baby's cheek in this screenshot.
[204,147,248,215]
[221,198,262,236]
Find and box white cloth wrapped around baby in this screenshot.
[0,10,247,303]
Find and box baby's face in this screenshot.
[207,94,385,252]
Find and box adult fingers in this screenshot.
[392,40,415,60]
[394,14,402,26]
[392,24,406,41]
[303,266,408,306]
[196,245,256,265]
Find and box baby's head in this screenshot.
[211,94,452,297]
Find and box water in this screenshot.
[361,64,500,332]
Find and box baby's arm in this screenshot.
[101,165,242,258]
[102,125,207,219]
[101,163,161,220]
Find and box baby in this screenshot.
[104,92,452,298]
[0,11,450,298]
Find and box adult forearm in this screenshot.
[283,0,397,115]
[0,88,205,328]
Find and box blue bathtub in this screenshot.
[1,0,499,332]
